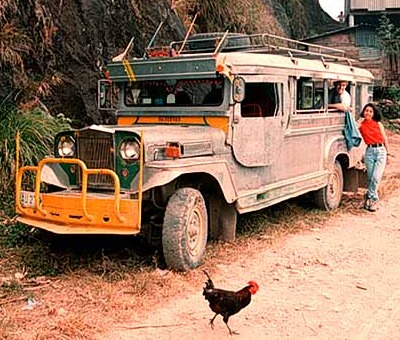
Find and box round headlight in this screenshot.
[58,136,75,157]
[120,140,140,161]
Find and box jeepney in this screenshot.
[16,33,373,271]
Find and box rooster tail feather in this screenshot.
[202,270,215,290]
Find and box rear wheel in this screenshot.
[314,160,343,210]
[162,188,208,271]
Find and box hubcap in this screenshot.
[187,207,204,257]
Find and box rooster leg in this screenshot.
[209,313,218,330]
[223,316,239,335]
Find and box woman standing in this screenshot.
[358,103,391,212]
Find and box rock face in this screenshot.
[0,0,339,125]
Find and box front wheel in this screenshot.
[162,188,208,271]
[314,160,343,210]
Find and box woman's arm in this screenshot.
[378,122,390,154]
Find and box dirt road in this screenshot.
[103,192,400,340]
[104,135,400,340]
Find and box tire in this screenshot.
[162,188,208,271]
[314,160,343,210]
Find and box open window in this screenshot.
[241,82,282,118]
[123,77,224,107]
[296,77,324,113]
[98,79,119,110]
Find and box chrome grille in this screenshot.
[77,130,114,187]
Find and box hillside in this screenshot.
[0,0,340,125]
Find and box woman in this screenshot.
[358,103,391,212]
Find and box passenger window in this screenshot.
[296,78,324,113]
[355,84,362,116]
[241,82,281,118]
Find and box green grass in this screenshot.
[0,100,71,210]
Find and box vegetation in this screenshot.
[376,15,400,121]
[0,101,71,213]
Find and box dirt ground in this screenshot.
[103,131,400,340]
[2,132,400,340]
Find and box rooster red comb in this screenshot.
[248,281,259,294]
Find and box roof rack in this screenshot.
[170,32,355,65]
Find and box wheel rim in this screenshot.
[328,171,340,202]
[186,207,205,258]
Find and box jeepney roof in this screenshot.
[106,32,374,84]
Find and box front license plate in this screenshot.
[20,191,38,208]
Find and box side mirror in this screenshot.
[98,79,114,110]
[232,76,245,103]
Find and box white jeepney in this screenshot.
[16,33,373,271]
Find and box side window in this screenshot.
[241,82,282,118]
[355,84,362,116]
[296,78,324,113]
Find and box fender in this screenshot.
[136,157,238,203]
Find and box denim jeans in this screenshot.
[364,146,387,202]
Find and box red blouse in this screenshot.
[359,119,384,145]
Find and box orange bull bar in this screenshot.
[15,125,146,235]
[15,158,141,234]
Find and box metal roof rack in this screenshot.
[170,32,355,65]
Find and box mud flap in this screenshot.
[343,167,368,192]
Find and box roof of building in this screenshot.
[302,23,377,42]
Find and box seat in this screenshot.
[241,103,262,117]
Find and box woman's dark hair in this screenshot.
[360,103,381,122]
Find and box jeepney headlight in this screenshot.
[120,139,140,161]
[57,136,75,157]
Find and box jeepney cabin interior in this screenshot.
[123,78,224,107]
[296,77,354,114]
[241,82,280,118]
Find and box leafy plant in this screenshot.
[377,14,400,55]
[0,99,71,204]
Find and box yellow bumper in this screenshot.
[16,192,140,234]
[15,157,142,235]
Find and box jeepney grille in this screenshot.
[77,130,114,187]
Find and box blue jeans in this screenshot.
[365,146,387,202]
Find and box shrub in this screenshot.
[0,100,71,206]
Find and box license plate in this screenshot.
[20,191,38,208]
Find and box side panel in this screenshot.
[231,75,289,166]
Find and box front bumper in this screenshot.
[16,158,141,235]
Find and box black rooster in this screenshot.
[202,270,259,335]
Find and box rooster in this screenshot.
[202,270,259,335]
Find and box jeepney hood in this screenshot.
[90,124,228,159]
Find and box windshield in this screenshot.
[124,77,224,107]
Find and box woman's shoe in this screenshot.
[368,200,378,212]
[363,193,371,210]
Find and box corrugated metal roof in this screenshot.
[302,24,377,42]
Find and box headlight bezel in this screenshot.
[57,135,76,158]
[119,138,140,162]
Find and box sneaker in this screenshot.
[368,200,378,212]
[363,193,371,210]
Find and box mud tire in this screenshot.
[162,188,208,271]
[314,160,343,210]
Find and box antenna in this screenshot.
[112,37,135,62]
[143,1,176,58]
[177,8,200,55]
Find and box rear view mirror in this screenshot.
[233,76,245,103]
[98,79,116,110]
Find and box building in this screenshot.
[345,0,400,26]
[302,1,400,86]
[303,24,383,83]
